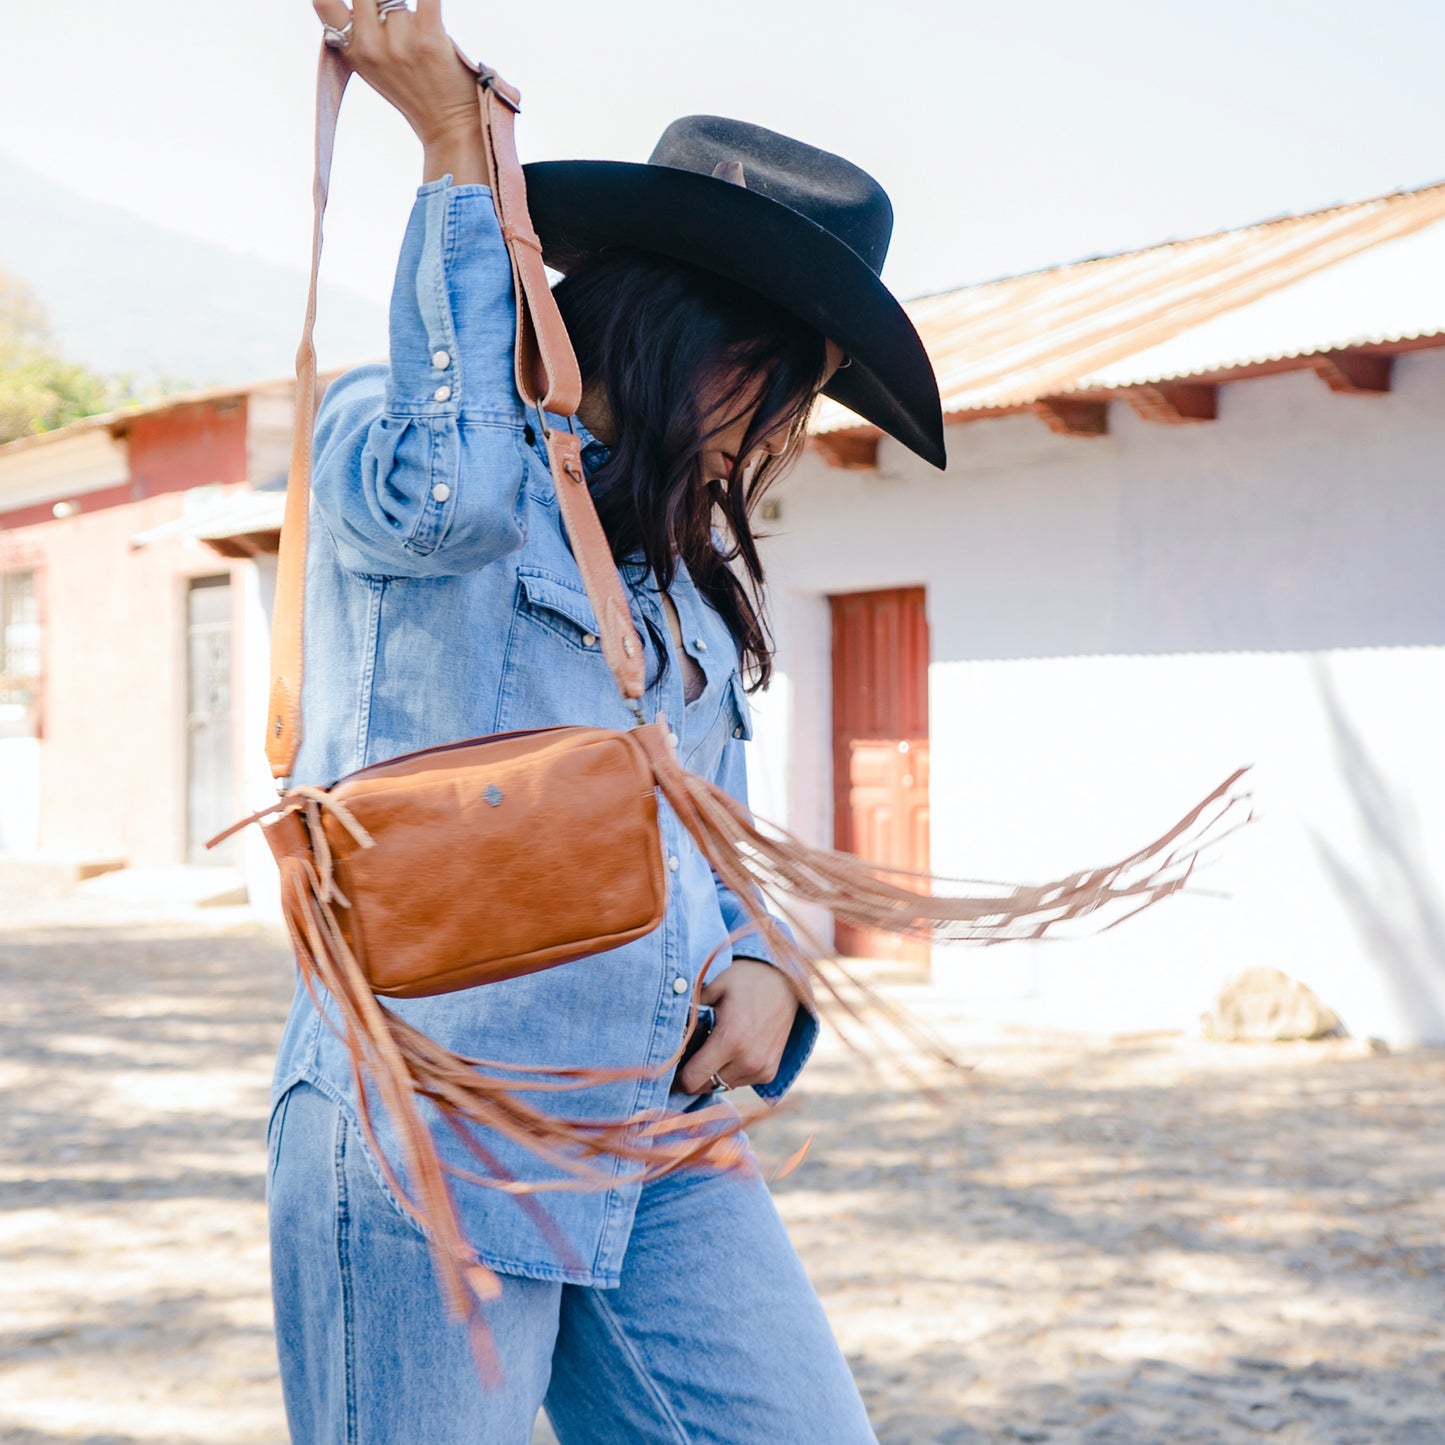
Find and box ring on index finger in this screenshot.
[376,0,410,19]
[321,20,352,47]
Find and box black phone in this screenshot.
[678,1004,716,1068]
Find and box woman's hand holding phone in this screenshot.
[677,960,799,1096]
[310,0,490,185]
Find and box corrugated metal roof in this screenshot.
[813,180,1445,434]
[11,181,1442,459]
[1075,219,1445,390]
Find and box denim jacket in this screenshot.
[271,177,818,1286]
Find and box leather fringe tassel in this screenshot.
[640,725,1252,1049]
[274,849,756,1379]
[272,755,1250,1376]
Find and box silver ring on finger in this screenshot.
[321,20,353,48]
[376,0,410,20]
[708,1072,731,1093]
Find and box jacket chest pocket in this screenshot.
[496,567,645,732]
[725,669,754,742]
[515,567,606,653]
[682,667,754,774]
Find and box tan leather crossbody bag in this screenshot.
[215,39,1249,1367]
[216,46,677,1000]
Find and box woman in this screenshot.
[269,2,947,1440]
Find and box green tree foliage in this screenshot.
[0,271,118,445]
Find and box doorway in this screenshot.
[186,576,235,865]
[829,587,930,965]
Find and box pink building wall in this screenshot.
[26,497,245,863]
[1,400,252,867]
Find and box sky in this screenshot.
[3,0,1444,311]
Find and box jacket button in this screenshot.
[432,349,451,369]
[433,383,453,402]
[667,730,679,748]
[671,976,689,994]
[694,638,708,652]
[582,632,597,648]
[431,483,451,502]
[732,725,743,738]
[667,855,680,872]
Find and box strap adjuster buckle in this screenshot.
[476,66,521,114]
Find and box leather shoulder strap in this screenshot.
[467,56,648,721]
[266,42,646,780]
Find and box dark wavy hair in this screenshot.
[552,248,829,691]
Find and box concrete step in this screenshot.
[0,853,126,907]
[0,859,251,927]
[74,865,248,909]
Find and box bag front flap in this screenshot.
[319,724,660,863]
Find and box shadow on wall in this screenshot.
[1311,657,1445,1044]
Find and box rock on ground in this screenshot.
[0,903,1441,1444]
[1204,966,1343,1042]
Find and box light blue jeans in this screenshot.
[268,1082,878,1444]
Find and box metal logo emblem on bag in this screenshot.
[484,785,504,807]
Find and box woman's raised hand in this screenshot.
[311,0,490,185]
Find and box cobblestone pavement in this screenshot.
[1,905,1441,1444]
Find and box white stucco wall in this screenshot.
[239,554,282,923]
[757,349,1445,1045]
[0,733,40,852]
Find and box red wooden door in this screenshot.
[829,588,930,964]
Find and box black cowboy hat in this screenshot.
[522,115,947,470]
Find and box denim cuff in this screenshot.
[752,1000,820,1102]
[730,947,821,1102]
[727,926,783,968]
[384,176,522,426]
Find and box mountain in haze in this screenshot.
[0,150,387,390]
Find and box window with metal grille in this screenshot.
[0,570,40,708]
